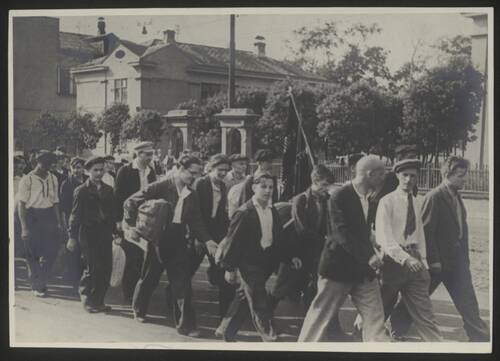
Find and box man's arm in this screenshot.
[421,193,440,268]
[292,194,322,245]
[328,191,375,265]
[186,190,212,243]
[68,187,84,240]
[122,180,165,227]
[114,166,128,221]
[216,209,246,270]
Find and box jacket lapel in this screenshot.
[247,201,262,242]
[348,183,368,228]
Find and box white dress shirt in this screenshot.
[375,188,428,268]
[17,171,59,209]
[173,184,191,224]
[252,196,273,249]
[132,158,152,191]
[211,178,222,218]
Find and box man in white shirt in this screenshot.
[376,159,442,341]
[17,151,63,297]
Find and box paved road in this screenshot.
[12,199,491,344]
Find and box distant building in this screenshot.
[462,13,489,167]
[71,19,326,155]
[12,16,98,152]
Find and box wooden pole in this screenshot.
[228,14,236,108]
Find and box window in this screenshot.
[57,66,76,96]
[201,83,223,100]
[114,79,128,104]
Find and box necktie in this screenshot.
[404,193,416,239]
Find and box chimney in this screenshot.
[97,17,106,35]
[163,29,176,44]
[254,35,266,57]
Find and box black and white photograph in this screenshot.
[8,7,493,352]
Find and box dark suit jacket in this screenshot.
[292,188,328,267]
[422,183,470,272]
[115,162,156,221]
[319,183,376,283]
[122,175,211,244]
[60,174,88,222]
[193,175,229,242]
[217,200,292,271]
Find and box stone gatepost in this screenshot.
[163,109,195,157]
[215,108,258,157]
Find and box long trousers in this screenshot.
[188,246,237,320]
[270,262,345,338]
[121,240,144,302]
[79,224,113,308]
[298,276,389,342]
[380,256,443,342]
[217,264,278,342]
[389,264,490,342]
[132,224,196,334]
[23,208,59,292]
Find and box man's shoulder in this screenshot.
[332,182,354,198]
[425,185,444,201]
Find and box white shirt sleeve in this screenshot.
[16,175,31,204]
[50,174,59,204]
[375,195,411,266]
[416,196,429,269]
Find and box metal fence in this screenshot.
[250,163,489,195]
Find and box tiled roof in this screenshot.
[121,39,147,56]
[59,32,97,60]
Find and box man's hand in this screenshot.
[113,236,123,246]
[405,257,425,272]
[429,262,442,274]
[291,257,302,270]
[116,222,123,233]
[194,239,206,256]
[225,271,238,285]
[21,228,30,241]
[66,238,77,252]
[205,240,218,258]
[368,254,383,270]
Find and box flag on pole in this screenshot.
[280,89,316,201]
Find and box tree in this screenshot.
[98,103,130,154]
[33,112,67,150]
[285,22,392,87]
[316,80,402,159]
[122,109,164,146]
[64,111,102,154]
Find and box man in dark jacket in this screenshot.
[389,156,489,342]
[216,173,302,342]
[239,149,279,206]
[67,157,118,313]
[114,141,157,303]
[60,157,87,290]
[123,155,216,337]
[191,154,235,320]
[298,155,389,342]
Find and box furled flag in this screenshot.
[280,90,316,201]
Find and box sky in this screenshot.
[57,10,477,72]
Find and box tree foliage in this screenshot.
[122,109,164,145]
[98,103,130,153]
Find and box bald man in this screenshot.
[299,155,390,342]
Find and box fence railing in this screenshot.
[250,163,489,194]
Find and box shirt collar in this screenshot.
[252,195,271,210]
[444,180,458,196]
[351,181,371,200]
[132,158,151,175]
[395,187,412,198]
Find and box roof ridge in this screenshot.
[59,31,93,37]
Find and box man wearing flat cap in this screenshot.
[191,153,235,322]
[102,155,116,188]
[376,159,442,341]
[224,154,249,191]
[60,157,88,290]
[67,156,119,313]
[17,150,64,297]
[115,141,157,303]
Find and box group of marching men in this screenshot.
[13,141,490,342]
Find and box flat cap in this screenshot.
[84,156,105,170]
[254,149,274,162]
[36,150,57,164]
[103,155,116,162]
[70,157,85,167]
[133,141,154,152]
[229,153,249,162]
[393,158,421,173]
[395,144,417,155]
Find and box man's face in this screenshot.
[259,160,272,172]
[41,161,54,172]
[231,160,247,174]
[14,161,25,175]
[71,163,84,178]
[104,161,114,173]
[447,167,468,190]
[88,163,105,181]
[178,163,203,186]
[210,163,231,183]
[311,179,332,196]
[137,150,154,166]
[396,168,418,193]
[368,166,386,189]
[252,178,274,203]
